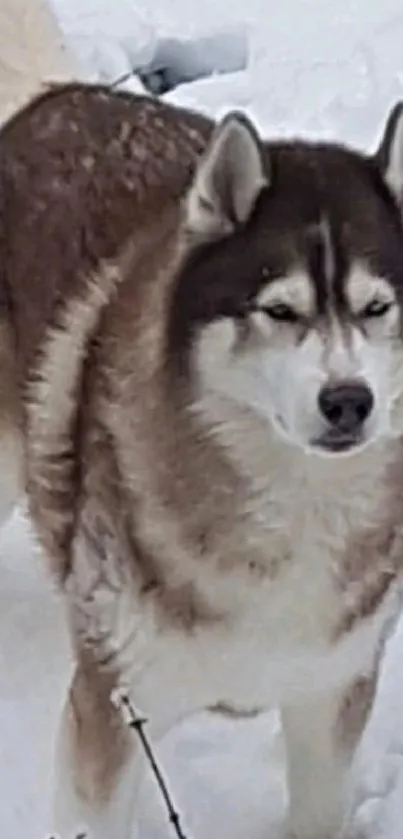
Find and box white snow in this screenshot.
[3,1,403,837]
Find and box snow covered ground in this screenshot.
[3,1,403,837]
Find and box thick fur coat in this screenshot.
[1,84,403,839]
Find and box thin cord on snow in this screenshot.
[112,689,190,839]
[110,70,137,89]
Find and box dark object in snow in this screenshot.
[114,29,248,96]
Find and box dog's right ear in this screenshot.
[184,111,268,246]
[374,102,403,210]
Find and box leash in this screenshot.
[112,689,191,839]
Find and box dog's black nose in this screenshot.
[318,381,374,432]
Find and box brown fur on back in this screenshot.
[0,83,212,570]
[0,83,211,380]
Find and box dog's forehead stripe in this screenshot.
[305,220,332,313]
[304,215,348,317]
[322,218,336,294]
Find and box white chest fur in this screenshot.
[160,437,400,711]
[70,415,400,723]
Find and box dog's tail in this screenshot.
[0,0,77,125]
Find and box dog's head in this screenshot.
[168,105,403,456]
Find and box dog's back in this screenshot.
[0,83,212,536]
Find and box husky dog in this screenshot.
[2,84,403,839]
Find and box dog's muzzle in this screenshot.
[313,379,374,453]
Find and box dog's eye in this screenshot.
[262,303,299,323]
[362,298,393,318]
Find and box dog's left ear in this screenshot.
[184,111,268,245]
[374,102,403,208]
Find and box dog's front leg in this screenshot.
[281,673,376,839]
[51,656,142,839]
[51,643,209,839]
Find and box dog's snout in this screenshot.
[318,380,374,432]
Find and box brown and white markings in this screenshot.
[1,83,403,838]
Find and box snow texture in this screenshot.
[3,1,403,837]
